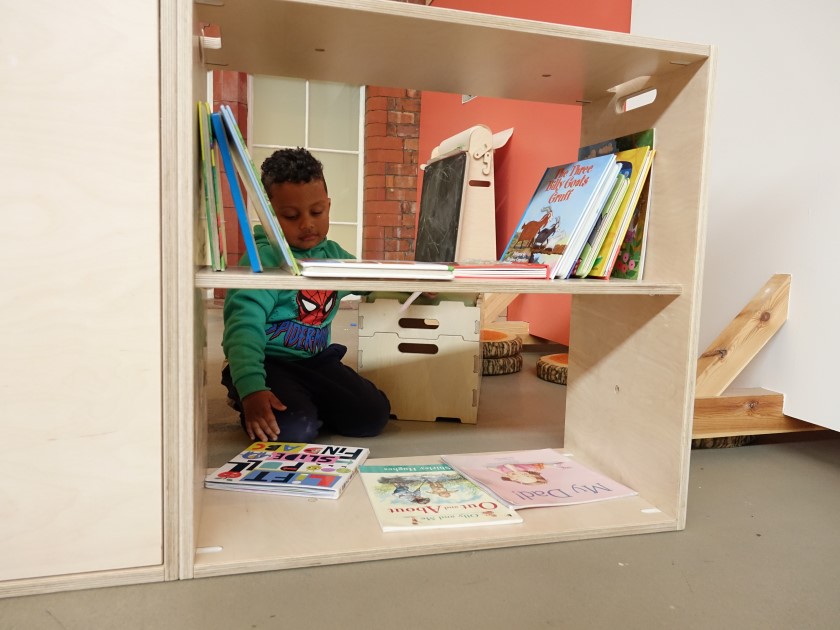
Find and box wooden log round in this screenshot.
[536,353,568,385]
[480,329,523,359]
[482,353,523,376]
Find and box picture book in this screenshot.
[499,154,620,280]
[359,463,524,531]
[572,166,631,278]
[207,103,229,271]
[298,258,455,280]
[578,129,656,279]
[197,102,224,271]
[451,261,551,279]
[205,442,369,500]
[218,104,300,276]
[612,161,654,280]
[210,111,263,273]
[441,449,637,509]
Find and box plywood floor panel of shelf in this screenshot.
[193,455,675,578]
[195,267,683,295]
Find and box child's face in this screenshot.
[267,179,331,250]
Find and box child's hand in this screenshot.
[241,390,286,442]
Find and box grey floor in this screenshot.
[2,302,840,629]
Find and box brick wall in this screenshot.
[362,87,421,260]
[213,71,249,266]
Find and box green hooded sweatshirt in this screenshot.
[222,225,355,399]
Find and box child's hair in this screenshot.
[261,147,327,195]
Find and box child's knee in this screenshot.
[276,409,323,443]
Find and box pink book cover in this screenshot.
[441,449,637,509]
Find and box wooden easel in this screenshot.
[692,274,822,439]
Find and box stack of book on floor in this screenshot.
[204,441,369,500]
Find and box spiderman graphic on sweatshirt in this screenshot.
[265,289,337,354]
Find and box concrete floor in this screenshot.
[2,302,839,629]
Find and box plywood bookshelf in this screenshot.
[176,0,713,580]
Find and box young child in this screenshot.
[221,147,391,443]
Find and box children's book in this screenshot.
[451,261,551,279]
[612,159,654,280]
[499,154,620,280]
[206,102,229,271]
[210,111,263,273]
[205,442,369,499]
[197,102,223,271]
[441,449,637,509]
[578,129,656,279]
[298,258,455,280]
[572,167,631,278]
[218,104,300,276]
[359,463,524,531]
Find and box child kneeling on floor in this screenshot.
[221,147,391,443]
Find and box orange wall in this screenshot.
[420,0,631,344]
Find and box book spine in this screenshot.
[210,112,263,273]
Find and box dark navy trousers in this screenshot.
[221,344,391,443]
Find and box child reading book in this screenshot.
[221,148,391,443]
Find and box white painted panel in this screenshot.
[0,2,162,580]
[632,0,840,430]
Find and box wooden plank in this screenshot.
[693,388,821,438]
[193,453,676,579]
[695,274,791,398]
[480,293,519,327]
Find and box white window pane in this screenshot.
[250,146,274,188]
[309,81,360,151]
[314,151,359,224]
[327,223,358,257]
[252,76,305,146]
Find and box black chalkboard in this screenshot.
[415,151,468,262]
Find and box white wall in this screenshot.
[632,0,840,430]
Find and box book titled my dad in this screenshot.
[205,441,369,499]
[441,449,637,509]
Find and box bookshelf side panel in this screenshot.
[567,56,715,519]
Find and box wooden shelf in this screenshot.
[195,266,683,295]
[194,454,675,579]
[182,0,713,582]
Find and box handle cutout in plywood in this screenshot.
[397,342,439,355]
[621,89,657,112]
[607,75,657,113]
[398,317,440,331]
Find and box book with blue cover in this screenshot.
[218,104,300,276]
[500,154,620,279]
[210,111,263,273]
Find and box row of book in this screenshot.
[500,129,655,280]
[200,100,654,282]
[204,442,637,533]
[198,101,299,275]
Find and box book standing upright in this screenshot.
[500,154,620,279]
[210,111,263,273]
[578,129,656,279]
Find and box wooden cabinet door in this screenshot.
[0,2,163,582]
